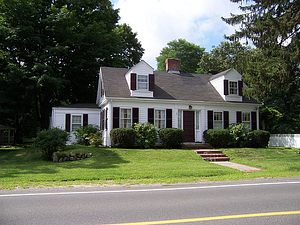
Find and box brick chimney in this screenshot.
[165,58,180,74]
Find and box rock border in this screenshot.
[52,152,93,162]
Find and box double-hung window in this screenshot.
[137,75,148,90]
[242,112,251,128]
[72,115,82,131]
[213,112,223,129]
[120,108,132,128]
[229,81,238,95]
[155,109,165,129]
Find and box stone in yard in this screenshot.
[52,153,58,162]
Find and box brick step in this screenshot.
[203,157,230,162]
[193,150,223,154]
[199,153,227,158]
[193,149,230,162]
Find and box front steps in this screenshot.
[193,149,230,162]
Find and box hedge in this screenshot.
[159,128,184,149]
[110,128,136,148]
[203,129,231,148]
[247,130,270,148]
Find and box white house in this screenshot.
[50,58,261,146]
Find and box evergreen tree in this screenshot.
[223,0,300,133]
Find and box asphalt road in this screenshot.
[1,177,300,225]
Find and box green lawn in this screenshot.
[0,145,299,190]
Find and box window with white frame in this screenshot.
[120,108,132,128]
[242,112,251,128]
[72,115,82,131]
[229,81,238,95]
[155,109,165,129]
[137,74,148,90]
[214,112,223,129]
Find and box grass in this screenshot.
[0,145,299,190]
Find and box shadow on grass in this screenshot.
[0,147,130,179]
[55,149,130,170]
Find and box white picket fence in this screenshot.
[269,134,300,148]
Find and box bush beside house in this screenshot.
[204,124,270,148]
[75,125,100,146]
[159,128,184,149]
[134,122,158,149]
[110,128,136,148]
[203,129,231,148]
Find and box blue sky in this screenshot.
[111,0,244,69]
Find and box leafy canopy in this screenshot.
[156,39,205,73]
[0,0,144,137]
[198,41,251,74]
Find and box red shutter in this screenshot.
[166,109,172,128]
[238,80,243,96]
[83,114,88,127]
[149,74,155,91]
[148,108,154,124]
[131,73,136,90]
[65,114,71,132]
[113,107,119,128]
[236,111,242,123]
[224,111,229,129]
[224,80,229,95]
[208,110,213,129]
[133,108,139,124]
[251,111,257,130]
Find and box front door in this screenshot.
[183,111,195,142]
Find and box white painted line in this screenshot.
[1,181,300,198]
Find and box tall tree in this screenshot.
[198,41,251,74]
[222,0,300,133]
[156,39,205,73]
[0,0,144,137]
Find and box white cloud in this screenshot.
[113,0,243,68]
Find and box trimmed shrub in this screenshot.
[203,129,231,148]
[159,128,184,149]
[75,125,100,145]
[228,123,250,147]
[110,128,136,148]
[134,122,158,149]
[34,128,70,160]
[247,130,270,148]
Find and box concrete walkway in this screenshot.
[211,161,265,172]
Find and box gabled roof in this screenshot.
[209,68,233,81]
[100,67,258,103]
[56,103,99,108]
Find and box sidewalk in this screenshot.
[211,161,265,172]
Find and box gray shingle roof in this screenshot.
[101,67,258,103]
[58,103,99,108]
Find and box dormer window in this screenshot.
[229,81,238,95]
[137,75,148,90]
